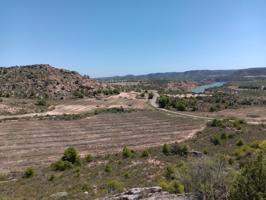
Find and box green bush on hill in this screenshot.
[23,167,35,178]
[51,147,80,171]
[230,152,266,200]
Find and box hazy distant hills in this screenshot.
[99,68,266,82]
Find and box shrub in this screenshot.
[230,153,266,200]
[51,160,73,171]
[210,119,225,128]
[85,154,93,162]
[228,157,234,165]
[170,180,185,193]
[48,174,55,181]
[62,147,81,165]
[122,146,134,158]
[124,172,129,179]
[105,164,112,173]
[158,96,170,108]
[234,145,254,160]
[164,165,177,180]
[36,98,47,106]
[141,150,150,157]
[175,102,186,111]
[162,144,170,155]
[236,139,244,146]
[160,179,171,191]
[160,180,184,194]
[23,167,35,178]
[209,107,216,112]
[73,90,84,98]
[113,88,120,95]
[171,143,189,156]
[210,135,221,145]
[106,180,124,193]
[220,132,227,140]
[148,92,154,99]
[75,167,81,177]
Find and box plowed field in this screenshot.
[0,111,204,172]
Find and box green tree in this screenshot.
[158,96,170,108]
[175,102,186,111]
[62,147,81,165]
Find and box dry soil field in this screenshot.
[0,111,204,173]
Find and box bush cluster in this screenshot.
[51,147,81,171]
[122,147,135,158]
[162,143,189,157]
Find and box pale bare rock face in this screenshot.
[100,187,198,200]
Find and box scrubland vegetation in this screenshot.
[158,91,266,112]
[1,117,265,200]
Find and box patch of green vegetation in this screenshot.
[158,91,266,112]
[106,180,124,193]
[141,149,150,157]
[122,146,135,158]
[51,147,81,171]
[230,152,266,200]
[162,144,170,155]
[148,92,154,99]
[23,167,36,178]
[35,98,48,106]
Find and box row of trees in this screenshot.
[158,92,266,112]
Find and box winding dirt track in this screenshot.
[0,111,204,172]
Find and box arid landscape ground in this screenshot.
[0,65,266,200]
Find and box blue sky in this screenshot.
[0,0,266,77]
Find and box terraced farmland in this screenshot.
[0,111,205,172]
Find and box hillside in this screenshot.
[98,70,235,81]
[99,68,266,82]
[0,64,105,99]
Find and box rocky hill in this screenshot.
[0,64,105,99]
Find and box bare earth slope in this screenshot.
[0,64,104,99]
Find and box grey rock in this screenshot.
[50,192,68,199]
[100,186,198,200]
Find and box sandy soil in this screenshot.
[0,92,148,120]
[47,92,148,115]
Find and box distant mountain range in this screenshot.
[99,68,266,82]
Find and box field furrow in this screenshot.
[0,111,204,172]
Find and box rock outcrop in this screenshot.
[101,187,198,200]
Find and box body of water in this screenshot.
[192,82,225,93]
